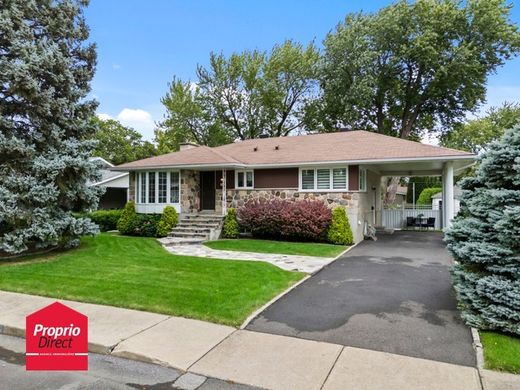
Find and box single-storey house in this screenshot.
[90,157,129,209]
[112,130,475,242]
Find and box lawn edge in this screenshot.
[471,327,485,370]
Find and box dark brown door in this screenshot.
[200,171,216,210]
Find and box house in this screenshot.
[112,130,475,242]
[431,186,462,215]
[90,157,129,209]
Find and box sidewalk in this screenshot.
[1,290,518,390]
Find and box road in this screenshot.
[0,334,257,390]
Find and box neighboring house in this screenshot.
[432,186,462,215]
[90,157,129,209]
[112,130,475,243]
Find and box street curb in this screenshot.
[239,274,311,329]
[471,327,485,370]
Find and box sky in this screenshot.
[85,0,520,141]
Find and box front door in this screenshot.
[200,171,216,210]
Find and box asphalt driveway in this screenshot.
[246,231,476,367]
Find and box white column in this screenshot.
[222,169,227,216]
[443,161,454,228]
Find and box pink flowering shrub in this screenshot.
[237,199,332,241]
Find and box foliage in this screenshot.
[125,214,161,237]
[441,103,520,154]
[445,127,520,335]
[238,199,332,242]
[480,331,520,374]
[92,117,157,165]
[155,40,319,151]
[0,233,304,326]
[156,206,178,237]
[82,210,123,232]
[0,0,101,254]
[406,177,442,204]
[205,239,346,258]
[307,0,520,139]
[417,187,442,205]
[117,202,136,234]
[327,207,354,245]
[222,208,240,239]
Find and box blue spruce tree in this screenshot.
[0,0,101,255]
[445,127,520,335]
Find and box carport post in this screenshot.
[442,162,454,229]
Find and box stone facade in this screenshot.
[128,172,135,201]
[181,170,200,213]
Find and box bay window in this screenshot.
[299,167,348,191]
[135,170,181,206]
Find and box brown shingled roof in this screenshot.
[114,130,474,170]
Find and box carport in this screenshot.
[363,155,475,228]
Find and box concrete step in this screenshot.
[181,215,223,222]
[158,237,205,246]
[170,231,209,239]
[171,227,212,234]
[177,221,221,228]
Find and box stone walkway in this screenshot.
[163,243,336,273]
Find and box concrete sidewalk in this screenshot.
[1,290,518,390]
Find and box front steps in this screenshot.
[160,213,224,246]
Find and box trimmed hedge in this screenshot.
[222,208,240,238]
[238,199,332,242]
[117,201,160,237]
[156,206,178,237]
[327,207,353,245]
[86,209,123,232]
[417,187,442,205]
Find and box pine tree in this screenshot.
[445,127,520,335]
[0,0,101,255]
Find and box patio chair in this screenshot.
[406,217,416,228]
[426,217,436,230]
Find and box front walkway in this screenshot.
[162,243,335,273]
[0,290,494,390]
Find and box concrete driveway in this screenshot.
[247,231,476,367]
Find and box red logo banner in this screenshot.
[26,302,88,370]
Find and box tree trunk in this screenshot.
[384,176,400,206]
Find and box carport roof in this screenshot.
[112,130,475,172]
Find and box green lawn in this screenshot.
[204,238,347,258]
[480,331,520,374]
[0,234,303,326]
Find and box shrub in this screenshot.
[445,127,520,335]
[125,214,161,237]
[156,206,178,237]
[87,209,123,232]
[238,199,332,241]
[117,201,136,234]
[222,208,240,238]
[327,207,353,245]
[417,187,442,205]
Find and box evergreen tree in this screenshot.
[0,0,101,255]
[445,127,520,335]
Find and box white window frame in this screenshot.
[298,166,349,192]
[358,168,367,192]
[134,169,181,213]
[235,169,254,189]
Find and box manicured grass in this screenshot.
[204,238,347,258]
[480,331,520,374]
[0,234,303,326]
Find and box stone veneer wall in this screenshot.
[128,172,135,201]
[181,170,200,213]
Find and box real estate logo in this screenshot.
[26,302,88,371]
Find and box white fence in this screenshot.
[382,206,442,230]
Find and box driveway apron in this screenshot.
[246,231,476,367]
